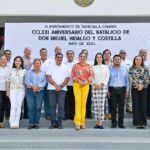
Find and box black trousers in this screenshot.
[86,85,92,118]
[132,88,147,126]
[65,86,75,119]
[104,97,112,114]
[3,91,10,119]
[0,91,9,122]
[147,84,150,117]
[23,97,28,118]
[109,87,126,126]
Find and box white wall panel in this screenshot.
[0,0,150,16]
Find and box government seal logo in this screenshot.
[74,0,94,7]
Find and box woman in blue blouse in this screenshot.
[25,59,46,129]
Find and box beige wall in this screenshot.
[0,0,150,16]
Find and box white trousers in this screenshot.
[9,88,25,127]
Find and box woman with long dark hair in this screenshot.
[103,49,113,67]
[129,56,149,129]
[92,53,110,129]
[6,56,26,129]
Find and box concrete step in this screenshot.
[1,113,150,149]
[3,117,150,129]
[1,123,150,149]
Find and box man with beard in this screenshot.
[108,55,129,128]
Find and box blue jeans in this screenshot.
[43,85,50,117]
[48,90,66,124]
[26,88,44,124]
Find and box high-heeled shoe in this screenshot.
[76,125,80,130]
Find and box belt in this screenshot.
[109,86,125,89]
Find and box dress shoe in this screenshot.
[28,124,34,129]
[94,125,99,129]
[49,124,56,129]
[111,125,116,128]
[97,125,104,129]
[118,125,125,128]
[141,126,145,129]
[58,124,63,129]
[34,124,40,129]
[137,126,145,129]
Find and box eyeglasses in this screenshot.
[5,53,11,55]
[120,52,126,54]
[56,56,63,59]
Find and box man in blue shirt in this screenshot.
[108,55,129,128]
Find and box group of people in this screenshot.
[0,47,150,130]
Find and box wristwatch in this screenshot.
[60,85,64,88]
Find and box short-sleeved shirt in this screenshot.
[64,60,77,86]
[46,63,69,91]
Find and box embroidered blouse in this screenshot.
[7,68,26,89]
[71,63,93,84]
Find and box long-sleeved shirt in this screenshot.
[92,64,110,86]
[129,66,149,89]
[108,66,129,91]
[25,69,46,90]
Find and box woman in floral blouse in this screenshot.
[71,52,93,130]
[6,56,26,129]
[129,56,149,129]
